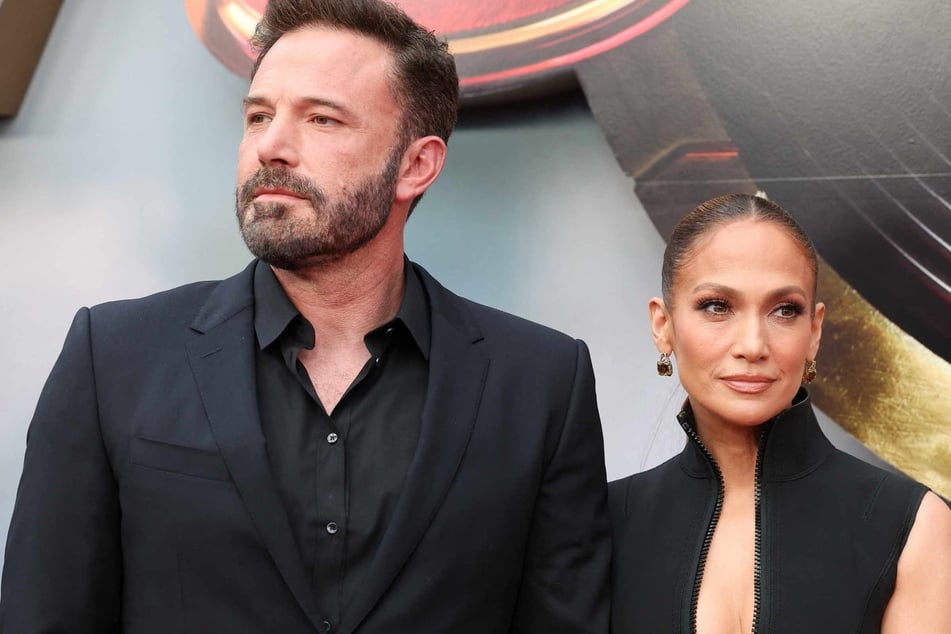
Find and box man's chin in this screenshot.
[248,244,347,271]
[265,255,331,271]
[240,215,387,271]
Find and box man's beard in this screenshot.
[235,145,403,270]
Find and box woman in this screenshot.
[610,194,950,633]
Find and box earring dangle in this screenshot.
[657,352,673,377]
[802,359,817,384]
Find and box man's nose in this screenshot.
[256,115,299,167]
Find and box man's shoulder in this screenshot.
[86,262,254,331]
[433,282,585,369]
[461,296,576,344]
[91,279,219,314]
[412,261,579,350]
[84,280,221,334]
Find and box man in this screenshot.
[0,0,610,632]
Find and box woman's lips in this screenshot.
[721,376,775,394]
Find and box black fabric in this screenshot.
[253,262,428,624]
[609,390,928,634]
[0,259,611,634]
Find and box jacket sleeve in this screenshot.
[511,339,611,633]
[0,308,122,633]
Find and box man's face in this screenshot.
[235,26,406,269]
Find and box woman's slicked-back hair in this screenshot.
[661,194,819,305]
[249,0,459,146]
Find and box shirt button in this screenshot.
[327,432,338,444]
[326,522,338,535]
[321,620,332,632]
[385,327,395,335]
[374,356,382,366]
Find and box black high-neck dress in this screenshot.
[609,389,928,634]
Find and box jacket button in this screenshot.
[326,522,338,535]
[321,619,332,632]
[327,432,338,444]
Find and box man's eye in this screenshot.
[247,113,269,125]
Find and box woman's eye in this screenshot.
[699,299,730,316]
[774,303,804,319]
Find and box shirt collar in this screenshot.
[252,258,431,360]
[397,259,431,360]
[253,260,301,350]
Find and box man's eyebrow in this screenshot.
[242,95,353,118]
[242,95,270,110]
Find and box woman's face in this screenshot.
[650,219,824,430]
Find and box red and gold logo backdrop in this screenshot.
[185,0,689,101]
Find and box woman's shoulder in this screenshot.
[608,454,694,527]
[610,455,679,501]
[881,491,951,632]
[821,447,929,514]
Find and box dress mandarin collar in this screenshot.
[677,388,834,481]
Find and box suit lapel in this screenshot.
[185,261,324,631]
[341,265,490,633]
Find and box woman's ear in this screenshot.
[648,297,673,354]
[809,301,825,360]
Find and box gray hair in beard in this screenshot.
[235,146,403,270]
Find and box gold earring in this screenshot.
[657,352,673,377]
[802,359,817,384]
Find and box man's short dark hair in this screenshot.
[250,0,459,148]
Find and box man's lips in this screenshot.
[721,375,775,393]
[253,188,306,200]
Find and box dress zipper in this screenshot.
[750,424,772,634]
[678,415,723,634]
[679,413,774,634]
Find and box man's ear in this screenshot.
[648,297,673,354]
[394,136,446,205]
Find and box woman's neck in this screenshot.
[695,413,763,492]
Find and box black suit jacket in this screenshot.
[1,260,610,633]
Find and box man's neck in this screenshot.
[271,241,406,348]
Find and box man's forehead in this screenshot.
[257,25,393,73]
[249,26,401,115]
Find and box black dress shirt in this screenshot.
[253,261,429,630]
